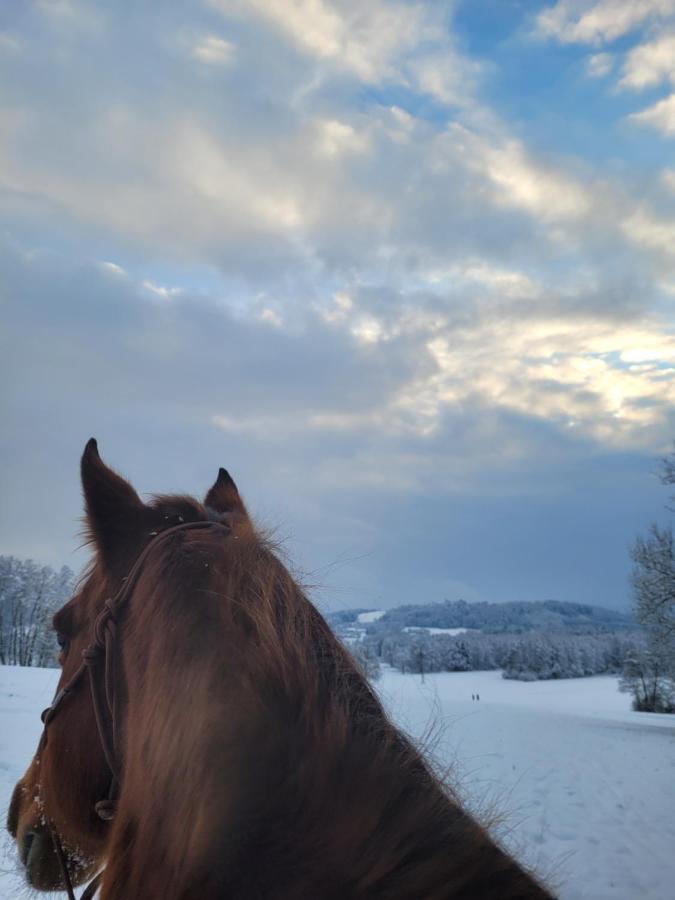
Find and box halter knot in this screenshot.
[104,597,116,615]
[93,609,115,647]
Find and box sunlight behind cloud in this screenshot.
[421,317,675,446]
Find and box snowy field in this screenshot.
[402,626,471,635]
[1,666,674,898]
[378,669,675,900]
[356,610,387,623]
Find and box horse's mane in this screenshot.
[100,499,549,899]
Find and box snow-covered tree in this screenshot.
[359,628,638,681]
[350,640,381,681]
[627,445,675,710]
[631,525,675,652]
[619,648,674,713]
[0,556,74,667]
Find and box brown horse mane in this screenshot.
[93,495,552,898]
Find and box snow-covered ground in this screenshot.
[1,666,63,898]
[402,625,471,635]
[1,666,674,899]
[377,669,675,900]
[356,610,386,623]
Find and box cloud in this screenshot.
[0,32,21,54]
[36,0,80,17]
[456,128,591,221]
[586,51,614,77]
[619,30,675,89]
[628,91,675,134]
[535,0,675,45]
[408,50,482,108]
[623,205,675,256]
[210,0,438,82]
[2,0,675,609]
[313,117,371,157]
[536,0,675,138]
[544,6,675,141]
[191,34,236,66]
[3,234,670,608]
[662,167,675,191]
[0,83,605,287]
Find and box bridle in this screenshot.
[36,519,231,900]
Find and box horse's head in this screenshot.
[7,438,246,891]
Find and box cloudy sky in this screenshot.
[2,0,675,612]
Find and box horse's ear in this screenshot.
[81,438,148,566]
[204,468,248,517]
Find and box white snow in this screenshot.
[402,626,471,636]
[1,665,62,897]
[1,665,674,899]
[356,610,386,623]
[376,669,675,900]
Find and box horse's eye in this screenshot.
[56,632,69,650]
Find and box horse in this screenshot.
[7,439,555,899]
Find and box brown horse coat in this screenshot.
[8,440,555,899]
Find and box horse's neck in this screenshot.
[100,606,551,899]
[241,714,553,900]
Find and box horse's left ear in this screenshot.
[204,468,248,517]
[81,438,150,568]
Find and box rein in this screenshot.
[38,519,231,900]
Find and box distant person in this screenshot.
[477,693,480,701]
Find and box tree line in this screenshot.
[355,629,641,683]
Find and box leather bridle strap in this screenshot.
[38,519,231,899]
[49,826,77,900]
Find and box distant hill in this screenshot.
[327,599,634,636]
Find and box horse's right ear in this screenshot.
[204,468,248,517]
[81,438,148,567]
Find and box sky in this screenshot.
[2,0,675,613]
